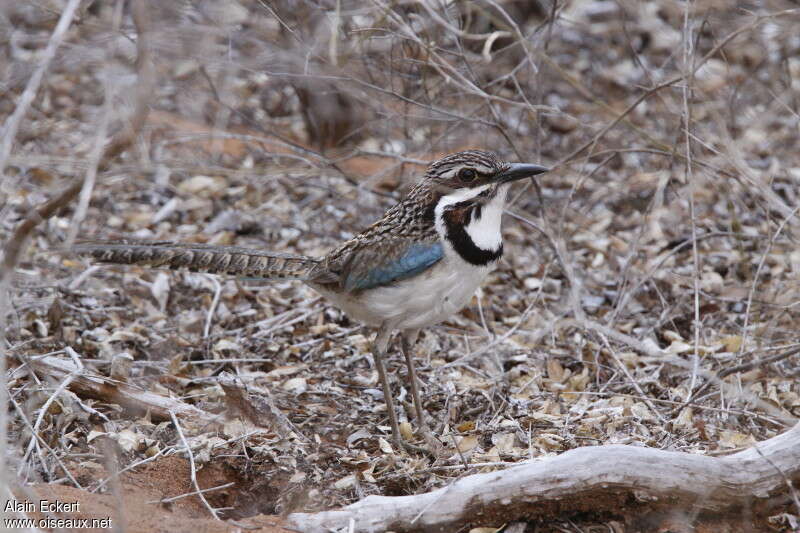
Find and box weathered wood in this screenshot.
[287,423,800,532]
[29,356,209,423]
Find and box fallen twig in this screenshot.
[169,411,220,520]
[26,355,210,423]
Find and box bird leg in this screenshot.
[400,329,427,429]
[371,324,433,456]
[370,323,402,447]
[400,330,442,454]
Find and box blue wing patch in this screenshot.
[344,242,443,291]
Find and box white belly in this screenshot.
[311,256,494,330]
[313,183,509,330]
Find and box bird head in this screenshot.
[421,150,548,205]
[411,150,549,266]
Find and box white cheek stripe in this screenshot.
[436,184,492,209]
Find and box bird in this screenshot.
[74,150,548,452]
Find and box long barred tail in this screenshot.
[73,240,322,280]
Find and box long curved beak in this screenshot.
[494,163,549,184]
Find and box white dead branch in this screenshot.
[287,422,800,533]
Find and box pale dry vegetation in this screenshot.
[2,1,800,532]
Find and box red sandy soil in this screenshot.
[20,456,294,533]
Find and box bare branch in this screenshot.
[287,423,800,532]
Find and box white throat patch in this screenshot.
[434,183,508,253]
[465,185,507,251]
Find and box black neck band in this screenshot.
[443,203,503,266]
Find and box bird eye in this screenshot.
[458,168,477,182]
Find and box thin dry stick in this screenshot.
[9,386,53,480]
[65,0,125,246]
[754,445,800,517]
[738,204,800,361]
[101,0,155,167]
[0,174,80,522]
[1,2,155,493]
[169,410,220,520]
[689,344,800,403]
[449,433,470,472]
[718,345,800,380]
[6,386,82,488]
[29,355,210,422]
[573,318,797,426]
[203,275,222,339]
[21,368,79,471]
[553,9,799,169]
[439,293,544,370]
[416,1,511,42]
[98,435,127,533]
[148,482,235,505]
[0,182,83,287]
[681,0,702,402]
[0,0,156,289]
[92,427,259,494]
[91,446,169,494]
[0,0,83,183]
[64,116,108,242]
[593,330,667,425]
